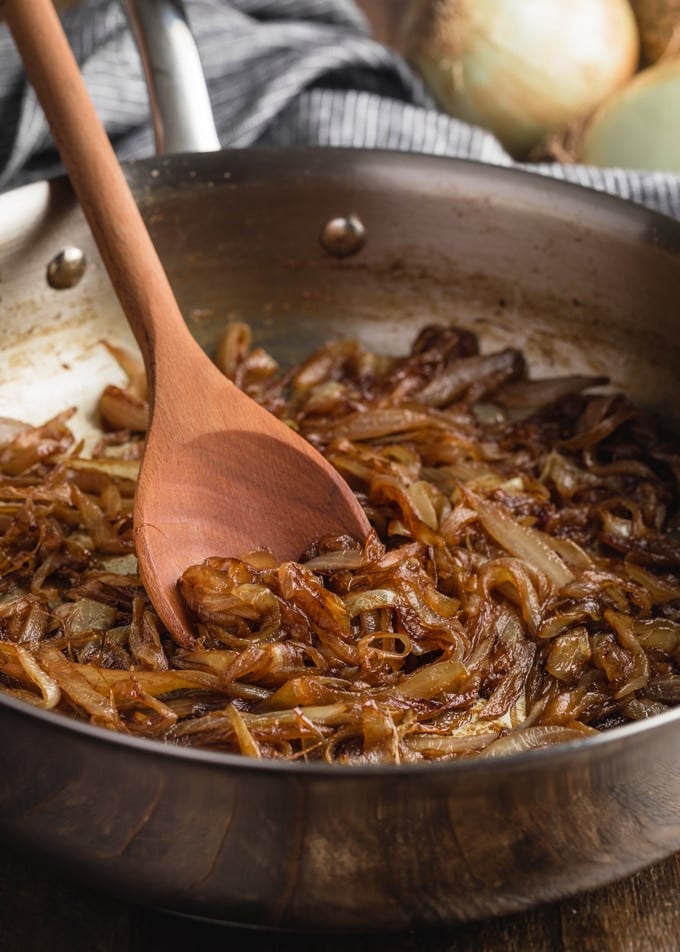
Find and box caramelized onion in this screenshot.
[0,322,678,763]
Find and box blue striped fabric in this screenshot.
[1,0,679,220]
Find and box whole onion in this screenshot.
[401,0,640,158]
[578,57,680,172]
[628,0,680,64]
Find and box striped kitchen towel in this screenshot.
[1,0,678,219]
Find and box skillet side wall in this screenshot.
[1,698,679,929]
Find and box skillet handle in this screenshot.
[122,0,220,154]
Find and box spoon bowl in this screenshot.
[136,331,370,641]
[4,0,369,642]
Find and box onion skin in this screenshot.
[629,0,680,64]
[578,58,680,172]
[401,0,639,158]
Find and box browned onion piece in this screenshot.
[98,385,149,433]
[101,341,147,400]
[418,348,525,408]
[0,417,32,448]
[0,642,61,709]
[37,645,123,729]
[496,374,609,410]
[0,410,76,475]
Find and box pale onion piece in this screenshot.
[471,403,507,426]
[579,59,680,172]
[243,702,350,730]
[329,453,377,484]
[343,589,399,616]
[226,702,262,758]
[59,456,140,481]
[532,529,594,572]
[406,480,440,530]
[401,0,639,157]
[298,381,347,416]
[406,729,500,756]
[240,549,280,571]
[480,725,596,758]
[59,598,117,637]
[259,676,351,712]
[357,631,411,664]
[469,492,574,590]
[629,0,680,64]
[499,477,526,494]
[600,510,634,540]
[396,658,468,699]
[101,553,139,575]
[303,549,365,572]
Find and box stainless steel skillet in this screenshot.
[0,0,679,931]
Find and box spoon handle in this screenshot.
[3,0,191,391]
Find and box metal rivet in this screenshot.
[320,215,366,259]
[47,247,87,290]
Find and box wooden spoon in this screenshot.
[4,0,369,644]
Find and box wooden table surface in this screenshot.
[2,2,679,949]
[2,843,680,951]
